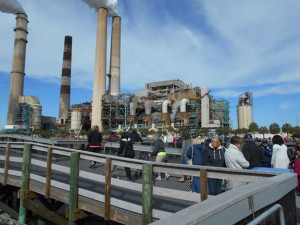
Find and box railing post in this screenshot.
[45,147,53,198]
[200,169,208,201]
[104,158,112,220]
[69,152,79,225]
[18,143,32,223]
[142,164,153,225]
[3,143,11,185]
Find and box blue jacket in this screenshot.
[186,144,204,165]
[260,144,273,167]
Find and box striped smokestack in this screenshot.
[92,7,108,131]
[109,16,121,96]
[58,36,72,124]
[6,13,28,125]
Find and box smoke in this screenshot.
[170,101,181,122]
[0,0,25,14]
[82,0,118,16]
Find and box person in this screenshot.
[186,138,204,193]
[129,129,143,143]
[242,133,266,168]
[271,135,290,169]
[148,134,169,181]
[260,138,273,167]
[117,133,135,181]
[293,144,300,195]
[224,136,250,190]
[108,131,119,142]
[203,137,226,195]
[88,125,102,168]
[178,133,192,182]
[166,133,174,148]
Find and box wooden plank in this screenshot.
[3,143,11,185]
[52,149,71,157]
[30,174,46,183]
[142,164,153,225]
[78,188,105,202]
[111,160,143,170]
[32,145,49,152]
[200,169,208,202]
[152,209,172,219]
[31,159,47,168]
[104,158,112,220]
[45,147,53,198]
[23,198,68,225]
[8,170,22,177]
[78,170,105,183]
[0,200,19,219]
[111,198,142,214]
[69,152,79,225]
[153,186,199,202]
[18,143,32,223]
[79,154,106,163]
[8,156,23,163]
[52,163,70,174]
[0,155,4,161]
[11,143,24,149]
[51,180,70,191]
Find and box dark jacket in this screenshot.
[151,139,165,157]
[242,140,266,168]
[129,130,143,143]
[88,130,102,146]
[117,138,135,158]
[203,144,226,167]
[260,144,272,167]
[186,144,204,166]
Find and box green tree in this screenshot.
[258,126,269,138]
[215,127,224,136]
[223,127,232,136]
[249,122,259,135]
[269,123,280,135]
[200,128,210,137]
[282,123,292,137]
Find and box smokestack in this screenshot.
[6,13,28,126]
[92,7,108,131]
[109,16,121,96]
[58,36,72,124]
[201,87,210,127]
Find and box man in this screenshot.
[129,129,143,143]
[149,134,169,181]
[260,138,272,167]
[203,137,226,195]
[242,133,266,168]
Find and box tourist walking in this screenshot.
[203,137,226,195]
[186,138,204,193]
[260,138,273,167]
[271,135,290,169]
[117,133,135,181]
[178,133,192,182]
[88,125,102,168]
[242,133,266,168]
[129,129,143,143]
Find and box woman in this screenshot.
[293,144,300,195]
[186,138,204,193]
[178,133,192,182]
[117,133,135,181]
[88,125,102,168]
[271,135,290,169]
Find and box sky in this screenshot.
[0,0,300,130]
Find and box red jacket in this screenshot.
[294,158,300,190]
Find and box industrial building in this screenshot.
[237,92,253,129]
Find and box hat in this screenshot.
[244,133,253,140]
[262,138,268,143]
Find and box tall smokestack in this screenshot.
[92,7,108,131]
[109,16,121,96]
[58,36,72,124]
[6,13,28,126]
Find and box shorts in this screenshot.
[155,154,166,163]
[89,147,100,153]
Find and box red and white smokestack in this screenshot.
[109,16,121,96]
[58,36,72,124]
[92,7,108,131]
[6,13,28,126]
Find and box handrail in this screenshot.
[247,204,285,225]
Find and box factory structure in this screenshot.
[4,8,255,134]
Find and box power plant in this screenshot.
[4,7,237,134]
[237,92,253,129]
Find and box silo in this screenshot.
[237,92,253,129]
[71,110,82,131]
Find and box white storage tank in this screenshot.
[238,105,253,129]
[71,110,82,130]
[30,104,42,130]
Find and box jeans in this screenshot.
[208,178,222,195]
[192,177,201,193]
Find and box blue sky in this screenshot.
[0,0,300,129]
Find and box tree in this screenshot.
[200,128,210,137]
[215,127,224,136]
[282,123,292,137]
[269,123,280,135]
[223,127,232,136]
[258,126,269,138]
[249,122,259,135]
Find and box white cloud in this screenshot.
[279,101,298,110]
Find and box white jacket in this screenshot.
[271,144,290,169]
[225,144,249,169]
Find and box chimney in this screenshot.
[6,13,28,126]
[58,36,72,124]
[109,16,121,96]
[92,7,108,131]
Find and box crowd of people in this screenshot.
[87,126,300,194]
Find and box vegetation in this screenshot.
[269,123,280,135]
[282,123,292,137]
[258,126,269,138]
[249,122,259,135]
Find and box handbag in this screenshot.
[122,140,128,157]
[187,145,194,165]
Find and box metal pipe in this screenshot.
[58,36,72,125]
[6,13,28,126]
[247,204,285,225]
[180,98,189,113]
[130,102,137,116]
[162,100,171,113]
[201,87,209,127]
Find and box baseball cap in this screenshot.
[262,138,268,143]
[244,133,253,140]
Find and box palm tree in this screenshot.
[282,123,292,138]
[258,126,269,138]
[249,122,259,138]
[269,123,280,135]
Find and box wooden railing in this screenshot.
[0,141,288,225]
